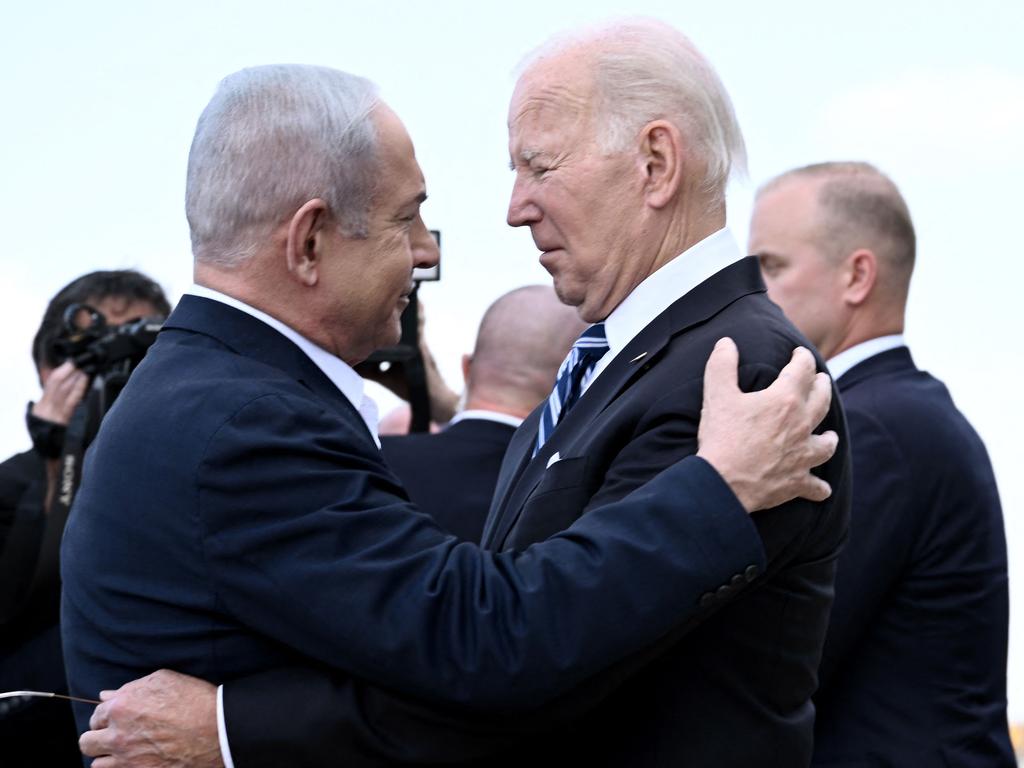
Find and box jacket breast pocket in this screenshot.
[507,457,595,547]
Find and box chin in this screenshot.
[379,320,403,349]
[551,280,584,309]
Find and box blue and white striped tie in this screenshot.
[534,323,609,456]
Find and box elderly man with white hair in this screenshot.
[69,20,847,768]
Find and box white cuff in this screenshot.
[216,684,236,768]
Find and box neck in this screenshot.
[195,261,357,360]
[463,394,532,420]
[647,193,726,279]
[823,310,905,360]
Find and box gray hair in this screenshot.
[520,18,747,199]
[186,64,380,266]
[760,161,916,281]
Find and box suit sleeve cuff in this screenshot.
[217,684,236,768]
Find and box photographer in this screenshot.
[0,270,169,765]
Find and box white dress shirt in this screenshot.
[826,334,907,381]
[185,284,381,768]
[586,227,745,391]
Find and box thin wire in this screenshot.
[0,690,101,705]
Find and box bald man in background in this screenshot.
[382,285,585,541]
[750,161,1013,767]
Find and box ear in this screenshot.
[285,199,331,287]
[461,353,472,386]
[639,120,685,209]
[843,249,878,306]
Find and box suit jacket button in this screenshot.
[699,592,715,608]
[730,574,745,587]
[716,584,733,599]
[744,565,760,582]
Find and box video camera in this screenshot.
[53,303,163,378]
[47,303,163,477]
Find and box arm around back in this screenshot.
[200,389,763,709]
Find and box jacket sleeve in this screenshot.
[198,391,764,711]
[815,406,916,690]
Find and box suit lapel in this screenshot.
[481,407,542,547]
[485,256,766,550]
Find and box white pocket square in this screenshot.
[546,451,561,469]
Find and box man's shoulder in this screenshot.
[129,327,336,419]
[92,327,370,483]
[842,360,982,459]
[649,290,820,392]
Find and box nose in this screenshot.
[411,214,439,270]
[507,174,541,228]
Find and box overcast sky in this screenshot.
[2,0,1022,717]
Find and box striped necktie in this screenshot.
[534,323,609,456]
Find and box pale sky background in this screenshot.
[2,0,1022,718]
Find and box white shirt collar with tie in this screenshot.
[584,227,745,393]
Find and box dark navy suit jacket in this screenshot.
[381,417,515,542]
[812,347,1013,767]
[216,258,852,767]
[60,295,767,746]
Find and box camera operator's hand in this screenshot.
[31,361,89,426]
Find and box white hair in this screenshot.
[186,64,380,266]
[520,18,747,199]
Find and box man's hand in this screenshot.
[80,669,222,768]
[31,360,89,426]
[697,337,838,512]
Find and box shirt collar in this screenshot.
[185,284,380,445]
[602,227,744,359]
[448,409,524,429]
[827,334,907,381]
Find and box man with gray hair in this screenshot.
[750,161,1013,767]
[65,55,840,768]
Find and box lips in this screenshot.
[538,249,562,273]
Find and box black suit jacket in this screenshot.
[60,295,768,746]
[812,347,1013,767]
[0,449,80,766]
[381,418,515,542]
[476,256,850,767]
[220,257,851,767]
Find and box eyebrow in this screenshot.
[508,149,546,171]
[401,190,428,208]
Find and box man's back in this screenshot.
[61,297,386,714]
[813,347,1012,766]
[381,418,515,542]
